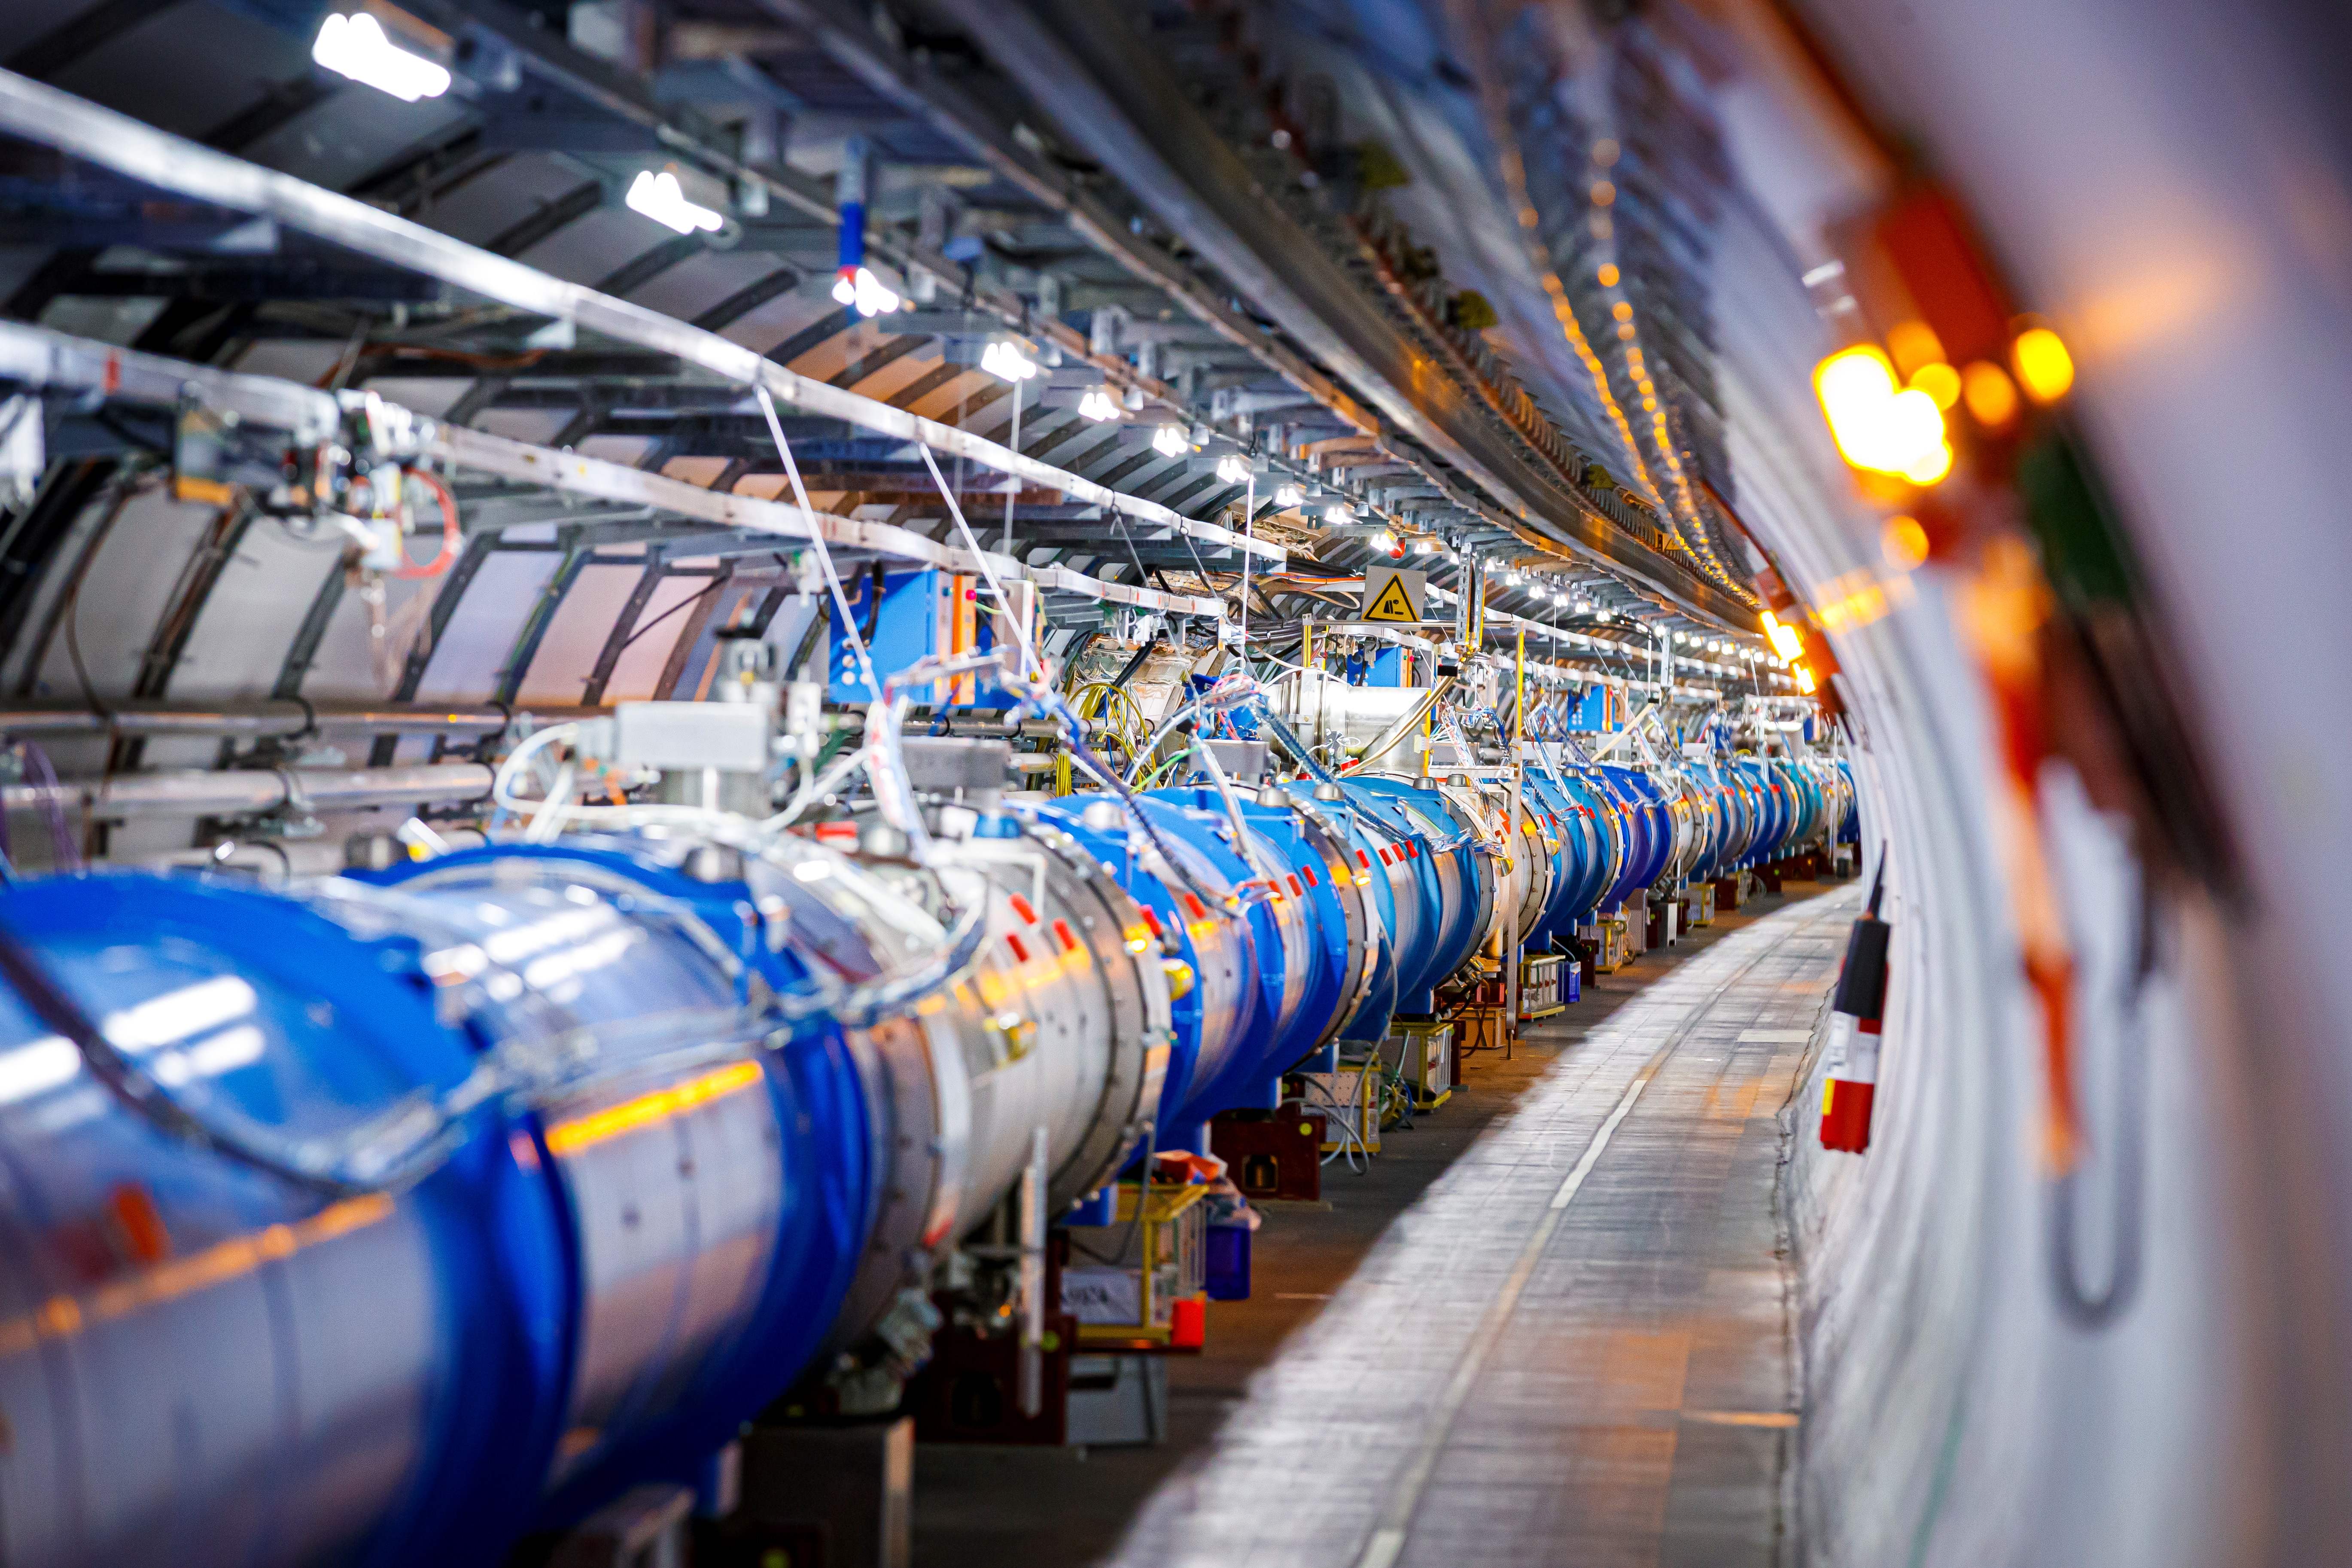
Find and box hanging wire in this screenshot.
[2047,874,2154,1329]
[917,444,1041,681]
[755,387,882,704]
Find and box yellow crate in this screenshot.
[1063,1181,1209,1345]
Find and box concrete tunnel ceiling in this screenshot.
[0,0,2342,1564]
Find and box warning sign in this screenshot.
[1361,564,1427,623]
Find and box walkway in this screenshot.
[917,886,1853,1568]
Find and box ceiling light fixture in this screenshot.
[629,170,725,236]
[312,12,450,100]
[1272,483,1305,508]
[1152,424,1189,458]
[1215,454,1251,484]
[980,340,1039,382]
[1077,389,1120,422]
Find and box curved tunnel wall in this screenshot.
[1706,34,2293,1564]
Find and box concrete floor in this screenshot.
[915,881,1853,1568]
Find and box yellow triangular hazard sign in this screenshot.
[1363,575,1419,622]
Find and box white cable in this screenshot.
[756,387,883,704]
[1189,728,1283,890]
[917,445,1041,683]
[491,723,578,816]
[525,762,574,842]
[493,720,743,839]
[1240,470,1254,646]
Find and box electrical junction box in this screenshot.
[1299,1062,1381,1154]
[1581,915,1631,973]
[1519,956,1568,1020]
[829,566,1014,708]
[606,701,772,773]
[1565,684,1624,732]
[1062,1181,1208,1347]
[1384,1018,1454,1105]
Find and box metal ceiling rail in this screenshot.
[734,0,1378,438]
[0,325,338,444]
[0,318,1228,624]
[923,0,1756,629]
[0,68,1284,570]
[408,0,1210,431]
[437,424,1228,619]
[408,0,1655,622]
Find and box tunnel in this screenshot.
[0,0,2337,1563]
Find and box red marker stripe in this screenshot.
[1005,932,1030,964]
[1008,893,1038,924]
[1302,866,1318,888]
[1286,874,1302,898]
[1181,891,1208,920]
[1356,849,1372,870]
[1052,918,1079,953]
[1140,906,1164,937]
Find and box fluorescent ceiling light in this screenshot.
[313,12,450,101]
[628,171,724,236]
[1215,454,1251,484]
[831,264,903,317]
[980,340,1039,382]
[1077,390,1120,422]
[1152,424,1189,458]
[1272,484,1304,508]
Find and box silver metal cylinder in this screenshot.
[0,764,495,818]
[0,703,598,738]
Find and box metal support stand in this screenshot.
[1019,1125,1048,1417]
[736,1420,914,1568]
[1505,755,1523,1046]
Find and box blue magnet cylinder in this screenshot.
[0,840,878,1568]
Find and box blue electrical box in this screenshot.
[1565,685,1617,731]
[1369,645,1403,686]
[827,567,1013,708]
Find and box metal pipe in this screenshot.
[0,703,604,738]
[1,764,495,818]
